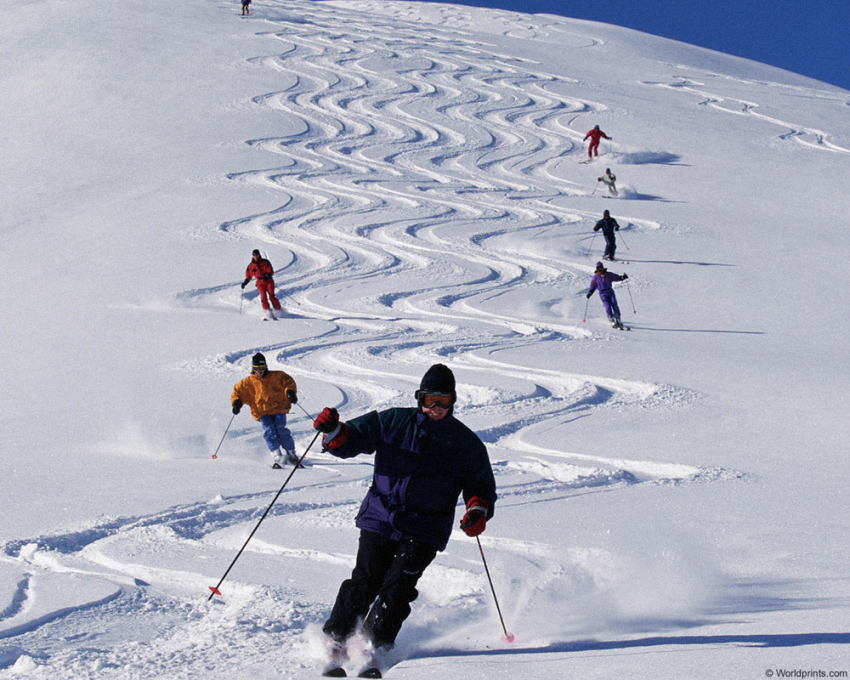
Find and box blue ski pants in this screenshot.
[259,413,295,452]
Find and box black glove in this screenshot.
[286,389,297,404]
[262,273,271,281]
[586,291,593,299]
[241,279,249,289]
[621,273,628,280]
[597,177,602,182]
[232,399,242,415]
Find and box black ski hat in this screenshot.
[418,363,455,394]
[252,352,267,368]
[252,249,261,257]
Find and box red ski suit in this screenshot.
[583,127,610,158]
[245,257,282,311]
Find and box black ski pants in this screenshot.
[323,530,437,648]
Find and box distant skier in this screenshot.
[241,0,251,15]
[241,249,282,318]
[598,168,618,196]
[312,364,497,677]
[587,262,629,330]
[231,353,300,468]
[583,124,611,159]
[593,209,620,261]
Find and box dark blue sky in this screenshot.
[419,0,849,92]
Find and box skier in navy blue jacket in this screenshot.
[313,364,496,674]
[593,209,620,261]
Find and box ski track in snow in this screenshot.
[3,1,797,676]
[644,74,850,155]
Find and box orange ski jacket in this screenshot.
[231,370,297,420]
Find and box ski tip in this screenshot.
[501,632,516,643]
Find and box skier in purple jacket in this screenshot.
[587,261,628,329]
[312,364,496,676]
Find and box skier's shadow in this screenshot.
[624,259,735,267]
[410,631,850,659]
[633,326,764,335]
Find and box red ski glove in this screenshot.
[313,407,348,450]
[314,407,339,433]
[460,497,489,537]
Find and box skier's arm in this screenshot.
[313,408,387,458]
[231,383,246,413]
[461,443,497,520]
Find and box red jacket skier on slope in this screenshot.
[241,249,282,314]
[583,125,611,159]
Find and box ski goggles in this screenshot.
[416,391,454,409]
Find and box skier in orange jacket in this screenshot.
[231,353,299,468]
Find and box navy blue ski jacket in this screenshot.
[329,407,496,551]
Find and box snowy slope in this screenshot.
[1,0,849,677]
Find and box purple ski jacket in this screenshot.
[589,271,624,295]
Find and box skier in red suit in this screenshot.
[583,125,611,159]
[241,249,282,313]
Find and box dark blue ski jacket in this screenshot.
[329,407,496,551]
[593,216,620,240]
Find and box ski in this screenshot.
[322,668,347,678]
[357,669,382,679]
[272,460,306,469]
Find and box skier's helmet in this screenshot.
[594,125,600,130]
